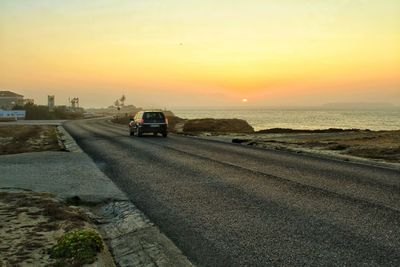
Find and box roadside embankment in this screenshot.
[197,129,400,167]
[0,125,63,154]
[234,129,400,163]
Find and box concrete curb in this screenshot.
[57,125,83,152]
[91,201,194,267]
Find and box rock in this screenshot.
[183,118,254,133]
[256,128,362,134]
[232,138,250,144]
[167,116,187,133]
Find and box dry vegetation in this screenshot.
[0,191,98,266]
[112,115,254,134]
[182,118,254,133]
[0,125,64,155]
[233,130,400,163]
[111,116,131,125]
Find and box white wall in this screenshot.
[0,110,26,119]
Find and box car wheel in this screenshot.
[129,128,134,136]
[137,128,143,137]
[162,132,168,138]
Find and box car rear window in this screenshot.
[143,112,165,120]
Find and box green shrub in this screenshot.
[50,229,103,266]
[13,103,84,120]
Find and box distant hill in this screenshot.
[322,102,398,110]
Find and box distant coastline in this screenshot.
[171,104,400,111]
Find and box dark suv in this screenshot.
[129,111,168,137]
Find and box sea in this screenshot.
[173,108,400,131]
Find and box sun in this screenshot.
[242,98,248,103]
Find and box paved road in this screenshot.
[64,118,400,266]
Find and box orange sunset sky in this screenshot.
[1,0,399,108]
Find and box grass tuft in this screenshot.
[49,229,103,267]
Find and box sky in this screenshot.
[1,0,399,108]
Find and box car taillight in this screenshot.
[165,117,168,124]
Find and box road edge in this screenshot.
[178,133,400,171]
[59,124,194,267]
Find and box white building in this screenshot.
[0,109,26,120]
[48,95,55,111]
[0,91,24,109]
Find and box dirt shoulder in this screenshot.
[0,191,113,266]
[253,130,400,163]
[0,125,64,155]
[0,125,116,266]
[189,129,400,166]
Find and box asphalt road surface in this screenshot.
[64,118,400,266]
